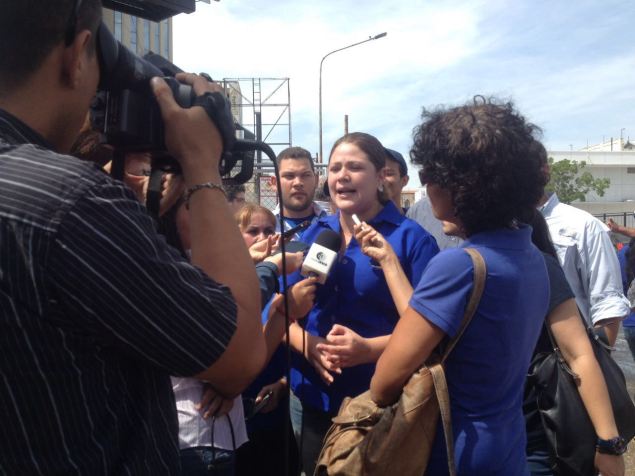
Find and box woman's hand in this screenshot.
[305,333,342,385]
[249,234,279,263]
[264,251,304,276]
[196,384,235,419]
[254,378,287,414]
[354,223,397,266]
[316,324,372,368]
[287,277,318,320]
[595,452,625,476]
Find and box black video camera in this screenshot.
[90,22,254,184]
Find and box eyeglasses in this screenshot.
[64,0,84,46]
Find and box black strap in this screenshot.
[209,413,237,476]
[145,166,163,221]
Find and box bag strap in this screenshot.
[433,247,486,476]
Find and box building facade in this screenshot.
[550,139,635,204]
[102,8,173,61]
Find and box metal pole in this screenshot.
[319,32,387,163]
[255,112,262,202]
[344,114,349,135]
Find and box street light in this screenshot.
[318,32,387,163]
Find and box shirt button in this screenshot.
[342,258,348,264]
[334,285,339,292]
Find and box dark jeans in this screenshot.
[526,427,556,476]
[235,421,300,476]
[290,393,334,476]
[180,446,235,476]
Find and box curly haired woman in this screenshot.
[362,97,550,475]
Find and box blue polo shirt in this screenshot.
[289,201,439,413]
[410,226,548,476]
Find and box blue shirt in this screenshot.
[290,201,439,413]
[617,245,635,327]
[410,226,548,476]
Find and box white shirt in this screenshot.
[171,377,248,451]
[273,201,329,240]
[540,193,629,326]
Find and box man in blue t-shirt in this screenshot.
[271,147,328,241]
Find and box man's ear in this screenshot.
[401,175,410,187]
[378,166,387,183]
[269,175,278,192]
[61,30,93,88]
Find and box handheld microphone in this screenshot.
[301,229,342,284]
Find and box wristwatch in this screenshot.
[596,436,627,455]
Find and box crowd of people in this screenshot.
[0,1,632,475]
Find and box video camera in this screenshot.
[91,1,254,187]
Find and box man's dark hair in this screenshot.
[0,0,102,94]
[411,96,547,236]
[276,146,315,172]
[224,184,246,202]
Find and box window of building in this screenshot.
[114,11,122,41]
[161,20,170,58]
[154,21,160,53]
[143,19,150,53]
[130,16,137,52]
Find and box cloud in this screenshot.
[173,0,635,180]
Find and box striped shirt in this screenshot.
[0,109,238,475]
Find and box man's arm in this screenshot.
[606,218,635,238]
[595,319,621,347]
[584,221,630,344]
[150,74,265,395]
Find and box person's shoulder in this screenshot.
[0,145,116,226]
[302,213,337,242]
[395,215,437,244]
[427,247,472,272]
[552,201,604,228]
[549,201,610,238]
[7,143,103,174]
[406,196,431,218]
[542,252,563,276]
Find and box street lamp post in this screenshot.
[318,32,387,163]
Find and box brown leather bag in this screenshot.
[315,248,486,476]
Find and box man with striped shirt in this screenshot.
[0,1,266,474]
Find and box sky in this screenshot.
[173,0,635,178]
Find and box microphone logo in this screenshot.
[316,251,327,265]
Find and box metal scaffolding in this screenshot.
[220,77,292,207]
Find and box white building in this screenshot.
[549,138,635,215]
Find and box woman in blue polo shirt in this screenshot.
[286,132,439,474]
[366,99,550,476]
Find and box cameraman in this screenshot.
[0,1,265,474]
